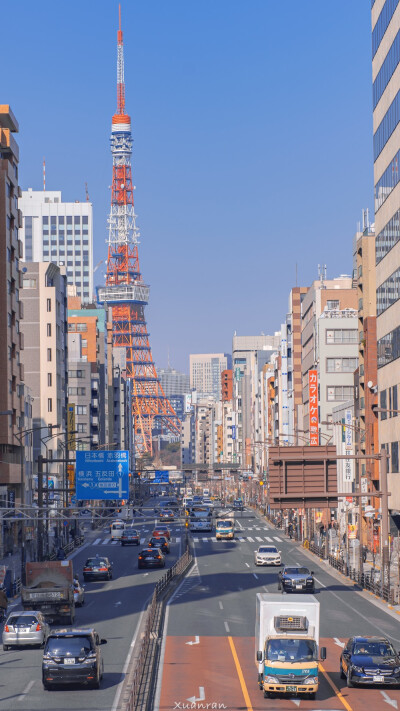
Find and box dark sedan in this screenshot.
[278,566,315,593]
[159,509,175,522]
[148,536,170,554]
[121,528,140,546]
[83,557,113,581]
[341,636,400,687]
[138,548,165,569]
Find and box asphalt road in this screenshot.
[0,503,183,711]
[155,507,400,711]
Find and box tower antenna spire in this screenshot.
[117,3,125,116]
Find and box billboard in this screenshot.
[67,403,76,451]
[308,370,319,446]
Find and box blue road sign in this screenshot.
[70,496,77,505]
[154,471,169,483]
[75,450,129,500]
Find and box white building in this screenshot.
[19,189,93,303]
[189,353,231,400]
[158,366,190,396]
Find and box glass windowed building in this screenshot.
[19,189,93,303]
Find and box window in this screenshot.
[391,441,399,473]
[373,28,400,110]
[42,216,49,225]
[47,373,52,387]
[47,323,52,337]
[47,348,52,362]
[393,385,398,416]
[76,323,87,332]
[68,387,86,396]
[74,216,80,225]
[46,298,51,312]
[76,405,87,415]
[47,398,52,412]
[77,423,87,433]
[326,386,354,401]
[81,339,87,348]
[375,146,400,211]
[326,357,358,373]
[58,216,64,225]
[377,267,400,314]
[326,329,358,344]
[373,0,400,59]
[378,325,400,368]
[380,389,387,420]
[22,278,37,289]
[68,369,84,378]
[327,300,339,310]
[82,216,88,225]
[67,216,72,225]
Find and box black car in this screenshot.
[278,566,315,593]
[138,548,165,569]
[148,536,170,554]
[121,528,140,546]
[340,636,400,687]
[83,556,113,581]
[42,628,107,690]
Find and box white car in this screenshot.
[73,580,85,606]
[254,545,281,566]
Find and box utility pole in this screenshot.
[381,446,390,592]
[37,455,44,561]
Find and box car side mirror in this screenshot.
[320,646,327,660]
[256,650,263,662]
[100,639,107,645]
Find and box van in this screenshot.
[110,521,125,540]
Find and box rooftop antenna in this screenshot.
[43,158,46,191]
[167,346,171,369]
[85,182,90,202]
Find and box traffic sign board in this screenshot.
[154,471,169,483]
[75,450,130,500]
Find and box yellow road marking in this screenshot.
[228,636,253,711]
[319,662,354,711]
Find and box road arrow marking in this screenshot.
[334,638,345,648]
[187,687,205,703]
[291,700,300,708]
[114,601,122,606]
[185,636,200,645]
[381,691,398,709]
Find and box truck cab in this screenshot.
[215,517,234,540]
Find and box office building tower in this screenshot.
[189,353,232,400]
[158,366,190,397]
[372,1,400,510]
[19,189,93,303]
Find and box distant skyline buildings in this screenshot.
[19,189,93,304]
[189,353,232,401]
[158,366,190,397]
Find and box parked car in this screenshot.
[42,628,107,689]
[83,556,113,582]
[340,636,400,687]
[73,580,85,607]
[254,545,281,566]
[120,527,140,546]
[148,536,170,554]
[138,548,165,569]
[278,566,315,593]
[3,611,50,650]
[152,526,171,540]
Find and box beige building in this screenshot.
[372,2,400,510]
[20,262,67,487]
[0,106,26,545]
[189,353,230,400]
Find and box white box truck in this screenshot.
[255,593,326,700]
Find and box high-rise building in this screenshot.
[286,287,308,444]
[0,106,28,553]
[372,2,400,511]
[19,189,93,304]
[189,353,232,400]
[158,366,189,397]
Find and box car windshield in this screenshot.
[8,615,38,626]
[86,558,107,565]
[46,636,93,656]
[124,528,138,534]
[258,547,278,553]
[142,550,159,557]
[283,567,310,575]
[267,638,317,662]
[217,520,233,527]
[112,523,124,530]
[353,641,396,656]
[150,538,165,545]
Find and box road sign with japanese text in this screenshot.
[308,370,319,446]
[75,450,129,500]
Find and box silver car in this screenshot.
[3,610,50,650]
[254,545,281,566]
[73,580,85,607]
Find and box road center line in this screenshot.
[245,562,250,567]
[219,600,223,610]
[224,620,230,632]
[228,636,253,711]
[17,680,35,701]
[253,573,258,579]
[319,662,354,711]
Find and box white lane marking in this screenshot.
[381,691,398,709]
[185,636,200,646]
[102,537,110,544]
[193,537,199,542]
[314,577,326,588]
[211,537,217,542]
[111,605,146,711]
[245,562,250,567]
[111,540,118,544]
[238,537,245,542]
[253,573,259,579]
[175,537,181,542]
[236,520,244,530]
[17,680,35,701]
[219,601,223,610]
[187,687,206,703]
[224,621,230,632]
[263,527,270,531]
[140,538,146,544]
[202,537,208,542]
[291,700,301,708]
[265,537,273,542]
[273,537,281,542]
[263,586,269,592]
[255,537,263,542]
[93,538,101,545]
[247,537,254,542]
[334,638,345,648]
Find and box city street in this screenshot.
[0,507,184,711]
[156,507,400,711]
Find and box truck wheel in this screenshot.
[347,669,354,688]
[3,644,9,651]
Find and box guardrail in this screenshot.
[124,544,193,711]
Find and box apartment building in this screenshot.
[286,287,308,444]
[19,189,93,303]
[371,2,400,510]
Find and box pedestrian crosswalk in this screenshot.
[90,533,283,546]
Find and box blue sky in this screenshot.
[5,1,373,373]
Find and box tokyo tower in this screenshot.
[98,6,180,456]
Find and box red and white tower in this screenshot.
[98,6,180,456]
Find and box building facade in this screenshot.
[189,353,231,400]
[19,189,93,303]
[158,366,190,397]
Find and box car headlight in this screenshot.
[352,665,363,673]
[307,578,313,582]
[304,676,318,685]
[266,675,279,684]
